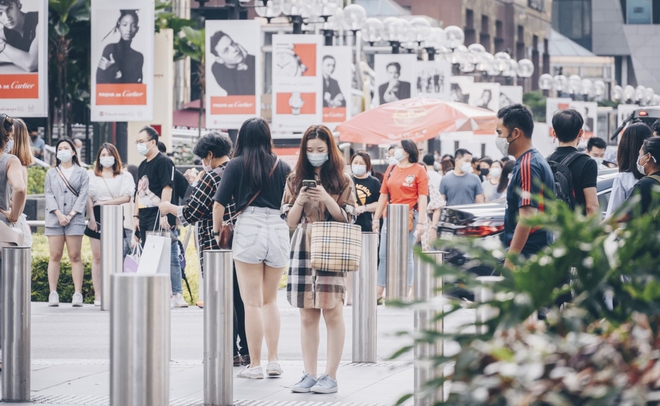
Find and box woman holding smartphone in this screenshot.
[282,125,357,394]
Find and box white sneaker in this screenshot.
[267,361,283,377]
[48,291,59,307]
[171,293,189,308]
[237,365,264,379]
[72,292,83,307]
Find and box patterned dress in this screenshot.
[281,174,357,309]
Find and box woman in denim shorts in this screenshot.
[44,139,89,307]
[213,118,292,380]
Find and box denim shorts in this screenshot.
[233,207,290,268]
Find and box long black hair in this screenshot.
[54,139,80,166]
[233,118,276,191]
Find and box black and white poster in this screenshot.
[91,0,154,121]
[206,20,260,129]
[414,60,452,100]
[0,0,47,117]
[374,54,416,105]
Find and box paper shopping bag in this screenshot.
[137,233,171,274]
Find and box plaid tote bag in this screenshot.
[310,221,362,272]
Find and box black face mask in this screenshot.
[480,168,489,176]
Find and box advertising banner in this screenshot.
[449,76,474,104]
[499,85,523,109]
[546,98,598,139]
[91,0,154,122]
[205,20,260,130]
[321,46,352,130]
[272,34,322,133]
[414,60,452,100]
[468,82,500,112]
[374,54,416,106]
[0,0,47,117]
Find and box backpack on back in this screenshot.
[547,151,584,210]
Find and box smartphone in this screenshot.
[302,180,317,189]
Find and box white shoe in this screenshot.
[48,291,59,307]
[171,293,189,308]
[72,292,83,307]
[237,365,264,379]
[267,361,283,377]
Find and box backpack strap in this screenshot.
[559,151,586,168]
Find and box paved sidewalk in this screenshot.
[1,290,470,405]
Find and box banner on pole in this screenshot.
[91,0,155,122]
[0,0,48,117]
[205,20,260,130]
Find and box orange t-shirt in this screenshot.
[380,163,429,211]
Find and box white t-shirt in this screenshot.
[88,170,135,202]
[426,168,442,192]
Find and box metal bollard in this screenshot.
[353,232,378,363]
[203,250,233,406]
[2,246,31,402]
[101,205,124,311]
[475,276,504,335]
[110,274,170,406]
[386,204,409,301]
[414,252,444,405]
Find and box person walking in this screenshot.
[372,139,429,301]
[85,144,134,306]
[6,118,34,246]
[44,139,89,307]
[282,125,357,394]
[213,118,291,379]
[132,126,188,308]
[440,149,484,206]
[481,160,503,202]
[605,123,652,218]
[159,132,250,366]
[618,137,660,219]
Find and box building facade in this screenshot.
[392,0,553,90]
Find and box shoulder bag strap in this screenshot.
[55,166,79,197]
[224,158,279,224]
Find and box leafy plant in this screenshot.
[397,197,660,405]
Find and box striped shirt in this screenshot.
[501,148,555,256]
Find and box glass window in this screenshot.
[627,0,653,24]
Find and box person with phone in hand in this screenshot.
[212,118,291,380]
[281,125,357,394]
[372,139,429,302]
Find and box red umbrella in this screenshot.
[337,98,497,144]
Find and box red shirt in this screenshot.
[380,163,429,211]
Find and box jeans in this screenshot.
[377,211,417,287]
[170,230,183,295]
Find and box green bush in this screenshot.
[27,166,47,195]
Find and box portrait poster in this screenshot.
[468,82,500,112]
[91,0,154,122]
[0,0,47,117]
[205,20,260,130]
[449,76,473,104]
[374,54,416,106]
[414,60,452,100]
[272,34,322,133]
[499,86,523,109]
[546,98,598,139]
[321,46,352,130]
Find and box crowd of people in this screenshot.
[1,103,659,392]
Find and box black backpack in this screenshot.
[547,151,583,210]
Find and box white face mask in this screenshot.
[3,138,14,154]
[307,152,329,168]
[393,148,405,162]
[593,157,604,166]
[490,168,502,178]
[352,164,367,176]
[57,150,73,163]
[99,156,115,168]
[137,142,150,156]
[495,136,510,157]
[460,161,472,174]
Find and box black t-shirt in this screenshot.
[214,155,291,211]
[548,146,598,214]
[136,152,176,231]
[628,171,660,216]
[352,175,381,232]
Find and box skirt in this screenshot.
[287,222,346,310]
